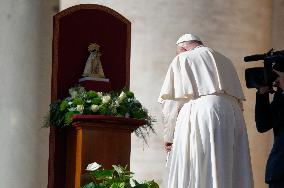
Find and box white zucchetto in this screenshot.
[176,33,201,44]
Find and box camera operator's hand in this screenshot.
[258,86,270,94]
[273,70,284,91]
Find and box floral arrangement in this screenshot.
[82,162,159,188]
[45,86,155,141]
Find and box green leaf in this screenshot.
[98,104,109,115]
[110,182,126,188]
[132,179,140,186]
[87,91,99,98]
[143,180,160,188]
[73,98,84,105]
[117,105,128,115]
[133,184,148,188]
[64,111,78,125]
[91,169,114,180]
[81,182,96,188]
[59,100,68,111]
[130,110,147,119]
[125,91,134,98]
[92,98,102,105]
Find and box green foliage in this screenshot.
[91,169,114,180]
[92,98,102,105]
[87,90,99,98]
[46,86,156,141]
[82,163,159,188]
[98,104,110,115]
[125,91,134,98]
[81,182,97,188]
[73,98,84,105]
[59,100,68,111]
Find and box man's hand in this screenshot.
[164,142,173,152]
[273,70,284,90]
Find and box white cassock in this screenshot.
[158,46,253,188]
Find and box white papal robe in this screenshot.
[158,46,253,188]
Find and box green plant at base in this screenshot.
[82,162,159,188]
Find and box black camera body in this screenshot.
[244,49,284,89]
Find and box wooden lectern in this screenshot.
[48,4,142,188]
[66,115,145,187]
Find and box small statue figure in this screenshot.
[82,43,105,78]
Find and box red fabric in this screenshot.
[72,114,146,126]
[79,80,112,92]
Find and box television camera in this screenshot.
[244,49,284,92]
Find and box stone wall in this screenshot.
[272,0,284,49]
[0,1,58,187]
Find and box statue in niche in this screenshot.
[81,43,109,82]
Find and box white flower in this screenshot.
[112,165,123,173]
[86,100,91,103]
[70,90,78,99]
[118,91,127,102]
[69,107,76,111]
[91,105,99,112]
[76,105,84,113]
[102,95,111,104]
[114,100,120,107]
[68,101,73,105]
[97,92,103,97]
[86,162,101,171]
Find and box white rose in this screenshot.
[91,105,99,112]
[86,162,101,171]
[70,91,78,99]
[76,105,84,113]
[102,95,111,104]
[115,100,120,107]
[68,101,73,105]
[118,92,127,102]
[97,92,103,97]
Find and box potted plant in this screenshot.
[82,162,159,188]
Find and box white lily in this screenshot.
[86,162,101,171]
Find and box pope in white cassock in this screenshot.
[158,34,253,188]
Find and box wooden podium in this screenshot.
[66,115,145,187]
[48,4,138,188]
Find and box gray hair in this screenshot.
[177,40,203,50]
